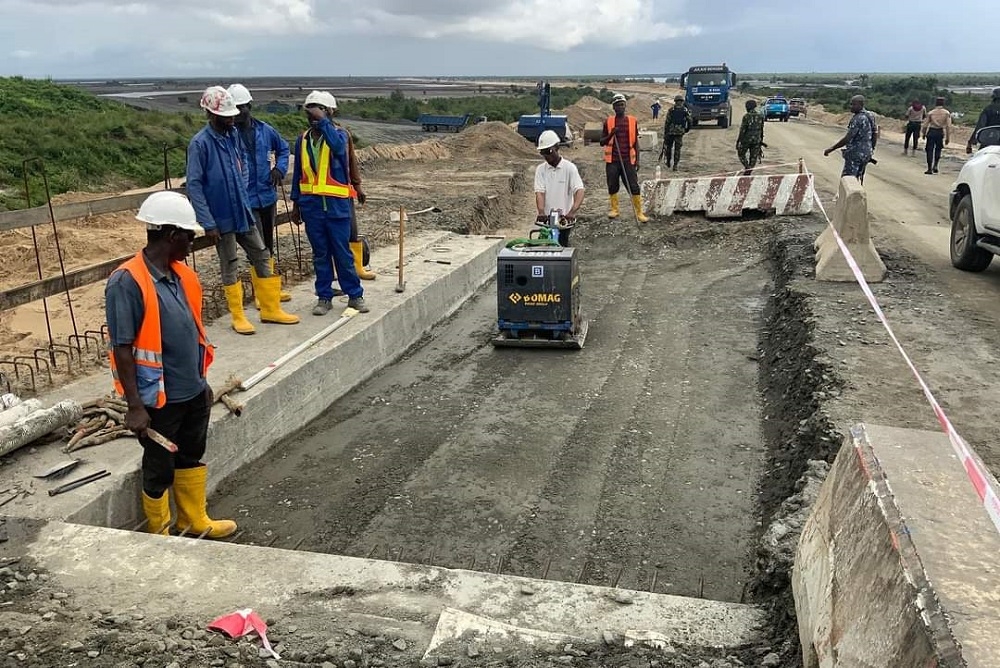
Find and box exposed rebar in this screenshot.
[278,182,303,275]
[0,360,35,393]
[30,160,80,349]
[17,355,51,386]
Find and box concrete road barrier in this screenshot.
[641,173,815,218]
[793,423,1000,667]
[814,177,886,282]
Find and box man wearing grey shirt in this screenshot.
[105,191,236,539]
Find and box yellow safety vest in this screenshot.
[298,131,355,198]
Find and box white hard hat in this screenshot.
[136,192,204,234]
[304,90,337,109]
[200,86,239,117]
[611,93,627,105]
[227,83,252,106]
[537,130,561,151]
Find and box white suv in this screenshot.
[950,126,1000,271]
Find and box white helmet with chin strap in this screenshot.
[227,83,253,106]
[137,192,204,235]
[199,86,239,117]
[304,90,337,109]
[537,130,561,151]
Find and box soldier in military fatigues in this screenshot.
[736,99,765,173]
[661,95,693,170]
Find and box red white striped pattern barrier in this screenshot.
[641,173,815,218]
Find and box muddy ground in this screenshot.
[213,171,772,605]
[4,89,1000,668]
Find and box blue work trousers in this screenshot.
[303,214,362,301]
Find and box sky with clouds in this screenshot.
[0,0,994,78]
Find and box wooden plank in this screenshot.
[0,235,213,311]
[0,189,188,234]
[0,213,293,311]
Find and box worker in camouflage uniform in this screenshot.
[736,100,765,173]
[660,95,692,170]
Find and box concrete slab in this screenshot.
[0,232,505,529]
[794,423,1000,668]
[21,520,766,649]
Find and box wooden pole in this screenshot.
[395,206,406,293]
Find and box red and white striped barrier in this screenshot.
[641,173,815,218]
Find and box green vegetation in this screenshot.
[0,77,200,210]
[0,77,612,211]
[744,73,1000,124]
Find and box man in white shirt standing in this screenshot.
[534,130,585,247]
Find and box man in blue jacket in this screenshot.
[187,86,299,334]
[227,84,289,253]
[228,83,292,304]
[290,91,370,316]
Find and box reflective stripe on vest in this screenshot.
[107,252,214,409]
[298,131,355,198]
[604,115,638,164]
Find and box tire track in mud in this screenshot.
[343,253,648,567]
[210,289,526,552]
[581,257,768,601]
[501,253,656,580]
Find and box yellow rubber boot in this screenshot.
[632,195,650,223]
[351,241,376,280]
[253,274,300,325]
[271,258,292,301]
[223,283,255,335]
[250,261,290,307]
[172,466,237,539]
[608,194,620,219]
[141,491,171,536]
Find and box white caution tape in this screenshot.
[805,163,1000,534]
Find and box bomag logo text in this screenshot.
[509,292,561,305]
[524,293,561,304]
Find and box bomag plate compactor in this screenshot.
[491,223,588,349]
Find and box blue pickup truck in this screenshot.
[417,113,471,133]
[763,97,790,122]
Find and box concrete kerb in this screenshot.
[22,520,767,651]
[793,423,1000,668]
[1,232,505,529]
[814,177,886,282]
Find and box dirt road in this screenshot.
[763,113,961,264]
[754,111,1000,475]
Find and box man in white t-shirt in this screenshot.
[534,130,585,246]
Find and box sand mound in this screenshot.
[356,139,452,170]
[628,93,659,112]
[561,95,611,130]
[1,211,143,290]
[356,121,536,170]
[444,121,537,158]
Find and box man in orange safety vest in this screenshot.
[105,191,237,539]
[599,93,649,223]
